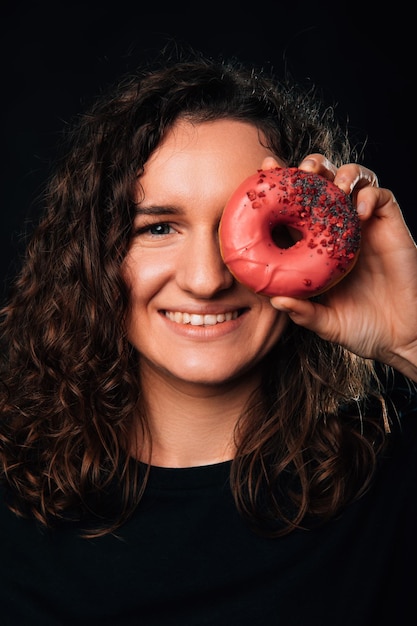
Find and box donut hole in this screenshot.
[271,225,303,249]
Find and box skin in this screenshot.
[122,120,288,465]
[271,155,417,382]
[122,120,417,467]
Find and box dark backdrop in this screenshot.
[1,1,414,300]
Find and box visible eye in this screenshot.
[133,222,176,237]
[147,223,173,236]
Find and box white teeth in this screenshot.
[165,310,238,325]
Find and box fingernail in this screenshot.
[299,158,316,169]
[356,201,366,215]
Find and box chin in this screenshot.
[165,361,259,389]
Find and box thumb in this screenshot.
[271,296,332,337]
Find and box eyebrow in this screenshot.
[134,205,184,216]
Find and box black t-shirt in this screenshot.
[1,384,416,626]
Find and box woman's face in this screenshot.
[121,119,288,390]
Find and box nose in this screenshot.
[176,229,234,297]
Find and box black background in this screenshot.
[1,1,414,300]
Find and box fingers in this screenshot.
[262,153,379,203]
[297,156,402,232]
[298,154,378,196]
[298,154,338,178]
[264,153,384,222]
[333,164,378,196]
[356,186,415,250]
[270,296,333,340]
[260,156,285,170]
[355,186,398,219]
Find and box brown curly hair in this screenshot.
[0,47,388,537]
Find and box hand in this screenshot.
[266,154,417,381]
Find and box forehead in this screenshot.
[137,119,276,203]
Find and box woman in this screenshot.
[1,50,416,625]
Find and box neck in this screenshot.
[131,363,261,468]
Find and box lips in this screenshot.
[164,310,240,326]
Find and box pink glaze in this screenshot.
[219,167,361,298]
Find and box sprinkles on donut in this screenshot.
[219,167,361,298]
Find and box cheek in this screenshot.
[258,301,289,342]
[121,250,173,300]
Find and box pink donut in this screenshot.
[219,167,360,298]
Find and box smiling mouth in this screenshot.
[164,310,242,326]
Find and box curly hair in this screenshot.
[0,46,388,537]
